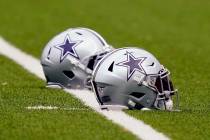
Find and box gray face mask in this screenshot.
[140,68,179,110]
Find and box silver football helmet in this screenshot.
[41,27,112,89]
[91,47,178,111]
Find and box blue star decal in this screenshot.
[116,52,146,80]
[55,35,82,62]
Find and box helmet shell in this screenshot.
[92,47,164,109]
[41,27,112,89]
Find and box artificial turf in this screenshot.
[0,0,210,139]
[0,55,136,140]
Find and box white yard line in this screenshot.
[0,37,170,140]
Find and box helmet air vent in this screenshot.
[75,32,83,35]
[148,62,154,67]
[108,61,114,72]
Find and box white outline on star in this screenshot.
[55,34,83,62]
[116,51,146,80]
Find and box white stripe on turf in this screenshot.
[0,37,170,140]
[25,105,88,110]
[26,105,59,110]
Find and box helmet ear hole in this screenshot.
[63,70,75,79]
[129,92,145,99]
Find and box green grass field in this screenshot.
[0,55,136,140]
[0,0,210,139]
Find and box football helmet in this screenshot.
[91,47,178,110]
[41,27,112,89]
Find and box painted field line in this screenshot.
[25,105,88,111]
[26,105,59,110]
[0,37,170,140]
